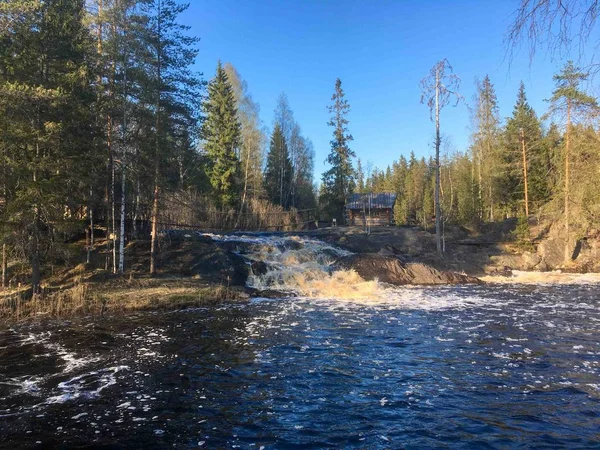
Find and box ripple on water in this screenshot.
[0,264,599,447]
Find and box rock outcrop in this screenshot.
[334,253,481,286]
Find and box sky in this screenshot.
[180,0,577,181]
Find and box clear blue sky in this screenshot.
[181,0,571,180]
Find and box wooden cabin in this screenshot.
[345,193,397,226]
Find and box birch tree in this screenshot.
[420,59,461,254]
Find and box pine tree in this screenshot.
[202,61,241,209]
[546,61,598,263]
[503,82,543,215]
[0,0,96,292]
[356,158,365,193]
[133,0,202,275]
[321,78,355,222]
[471,75,501,222]
[264,124,293,208]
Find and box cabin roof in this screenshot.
[345,192,397,209]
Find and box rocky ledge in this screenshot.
[334,253,481,286]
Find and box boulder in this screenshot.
[189,250,249,286]
[521,251,543,270]
[333,253,481,286]
[250,260,268,276]
[538,238,567,269]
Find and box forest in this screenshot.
[1,0,600,293]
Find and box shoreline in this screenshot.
[2,225,599,324]
[0,276,250,325]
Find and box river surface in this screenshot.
[1,282,600,449]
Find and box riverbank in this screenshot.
[0,276,249,323]
[304,219,600,276]
[0,234,254,323]
[2,219,599,323]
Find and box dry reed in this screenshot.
[161,192,302,231]
[0,276,247,323]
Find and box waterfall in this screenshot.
[202,234,382,299]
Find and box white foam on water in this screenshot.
[45,365,129,405]
[203,233,498,309]
[482,270,600,285]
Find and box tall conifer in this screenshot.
[202,61,241,208]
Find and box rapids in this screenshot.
[0,234,599,448]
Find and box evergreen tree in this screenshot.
[471,75,501,221]
[293,135,317,210]
[321,78,355,222]
[135,0,202,275]
[503,82,543,214]
[356,158,365,193]
[264,124,293,208]
[546,61,598,262]
[202,61,241,208]
[0,0,96,292]
[223,63,266,206]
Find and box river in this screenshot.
[1,235,599,448]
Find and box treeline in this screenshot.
[0,0,317,292]
[358,66,600,243]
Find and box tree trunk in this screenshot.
[564,100,571,263]
[86,225,90,264]
[477,150,483,219]
[31,215,41,295]
[520,128,529,216]
[111,154,116,273]
[434,67,442,254]
[134,175,140,239]
[150,0,162,276]
[489,184,494,222]
[150,177,159,275]
[118,166,125,273]
[90,187,94,248]
[1,243,7,288]
[236,142,251,229]
[31,251,41,295]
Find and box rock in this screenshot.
[245,288,296,299]
[333,253,481,286]
[538,238,567,268]
[251,260,268,276]
[334,236,381,253]
[189,250,249,286]
[489,266,513,277]
[521,251,542,270]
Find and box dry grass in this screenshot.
[161,192,302,231]
[0,276,248,323]
[0,233,253,324]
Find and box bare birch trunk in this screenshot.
[1,244,6,288]
[236,143,251,229]
[434,67,442,254]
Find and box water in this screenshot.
[1,236,600,448]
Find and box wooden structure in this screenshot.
[345,193,397,226]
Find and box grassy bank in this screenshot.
[0,235,252,323]
[0,275,248,323]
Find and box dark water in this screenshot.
[1,284,599,449]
